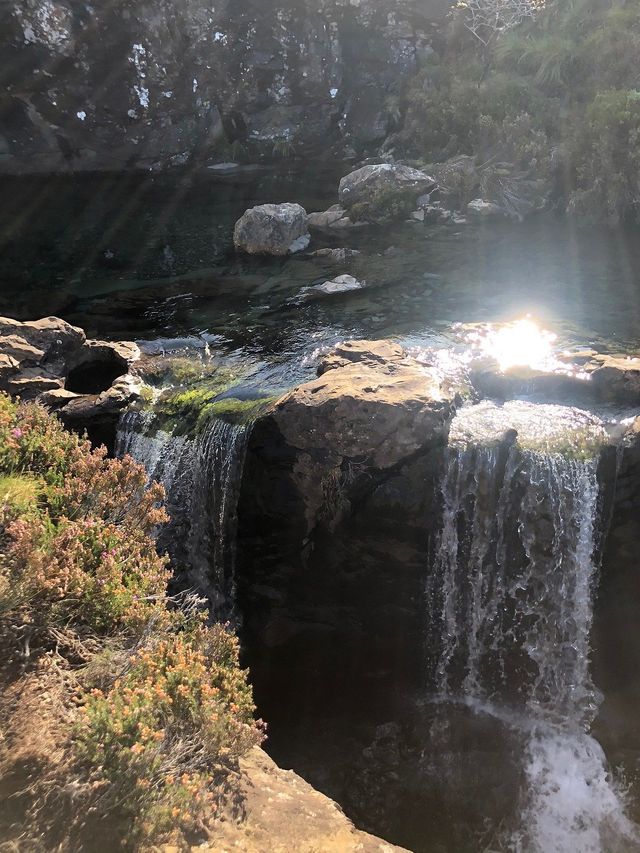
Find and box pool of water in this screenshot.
[3,169,640,374]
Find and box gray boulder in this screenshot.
[234,203,310,256]
[338,164,436,215]
[467,198,504,218]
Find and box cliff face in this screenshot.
[0,0,449,174]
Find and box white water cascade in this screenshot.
[116,411,249,616]
[428,402,640,853]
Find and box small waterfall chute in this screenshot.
[116,409,250,617]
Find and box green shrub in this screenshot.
[76,625,264,843]
[568,89,640,223]
[400,0,640,222]
[0,393,265,849]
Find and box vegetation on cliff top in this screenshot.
[401,0,640,223]
[0,394,264,850]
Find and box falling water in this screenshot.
[428,402,640,852]
[116,410,249,616]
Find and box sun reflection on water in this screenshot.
[471,316,559,372]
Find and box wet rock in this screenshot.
[244,339,455,541]
[339,164,436,219]
[467,198,505,218]
[590,356,640,404]
[234,203,309,256]
[57,375,142,421]
[298,274,365,301]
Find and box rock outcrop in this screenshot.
[236,340,456,726]
[0,0,450,174]
[210,747,408,853]
[249,339,455,537]
[234,203,309,256]
[0,316,141,438]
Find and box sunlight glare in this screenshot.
[481,317,558,372]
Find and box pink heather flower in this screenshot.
[11,428,22,439]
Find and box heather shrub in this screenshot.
[75,626,264,843]
[0,393,265,849]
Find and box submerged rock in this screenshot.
[309,247,362,262]
[234,203,310,256]
[298,274,365,301]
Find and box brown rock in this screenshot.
[0,353,19,384]
[274,339,452,470]
[591,355,640,404]
[0,335,45,365]
[0,316,85,359]
[6,370,64,399]
[211,746,408,853]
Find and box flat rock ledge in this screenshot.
[197,746,408,853]
[0,316,141,423]
[274,339,454,470]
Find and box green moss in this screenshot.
[154,369,243,433]
[349,187,417,223]
[197,396,277,428]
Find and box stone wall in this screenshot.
[0,0,449,174]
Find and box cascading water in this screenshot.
[428,401,640,852]
[116,410,249,617]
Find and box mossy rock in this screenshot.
[349,187,417,224]
[197,396,278,428]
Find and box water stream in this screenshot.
[429,405,640,851]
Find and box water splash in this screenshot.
[116,411,249,616]
[429,404,640,851]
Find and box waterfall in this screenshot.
[429,404,640,852]
[116,411,249,616]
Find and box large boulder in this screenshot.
[242,339,455,542]
[234,203,310,256]
[338,164,436,222]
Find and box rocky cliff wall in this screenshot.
[0,0,449,174]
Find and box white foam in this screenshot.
[515,727,640,853]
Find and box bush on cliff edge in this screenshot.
[0,393,264,850]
